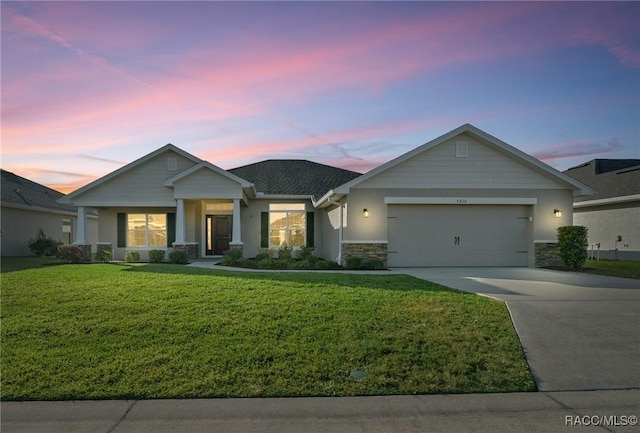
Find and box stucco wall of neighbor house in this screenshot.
[574,202,640,261]
[0,206,98,256]
[97,207,176,261]
[71,150,197,207]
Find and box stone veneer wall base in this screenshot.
[173,243,199,259]
[534,242,563,267]
[341,242,388,268]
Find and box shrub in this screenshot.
[148,249,165,263]
[222,248,243,266]
[363,259,385,270]
[257,258,275,269]
[345,257,362,270]
[277,246,293,260]
[168,250,188,265]
[557,226,589,269]
[317,259,339,270]
[254,251,271,261]
[27,228,61,256]
[125,251,140,263]
[298,245,314,260]
[57,244,85,263]
[95,249,112,263]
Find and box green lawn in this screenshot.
[582,259,640,279]
[1,259,535,400]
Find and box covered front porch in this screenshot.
[173,198,244,259]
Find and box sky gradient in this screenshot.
[2,1,639,193]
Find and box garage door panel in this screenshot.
[388,205,528,267]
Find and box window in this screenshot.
[268,203,306,248]
[127,214,167,247]
[62,218,72,244]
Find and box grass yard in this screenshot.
[582,259,640,279]
[1,258,535,400]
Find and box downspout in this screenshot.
[327,197,343,265]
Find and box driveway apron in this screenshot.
[394,267,640,392]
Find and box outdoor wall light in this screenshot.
[363,208,370,218]
[554,209,562,218]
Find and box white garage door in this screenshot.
[387,205,529,267]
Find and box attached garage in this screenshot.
[387,200,532,267]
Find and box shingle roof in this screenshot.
[228,160,362,199]
[564,159,640,202]
[1,169,77,213]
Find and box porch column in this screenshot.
[175,199,186,243]
[76,206,87,244]
[231,199,242,244]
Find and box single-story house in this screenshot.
[1,169,98,256]
[564,159,640,261]
[59,124,593,267]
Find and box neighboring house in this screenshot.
[1,170,98,256]
[60,124,592,267]
[564,159,640,261]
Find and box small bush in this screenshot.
[168,250,188,265]
[277,246,293,260]
[317,259,339,270]
[558,226,589,269]
[254,251,271,261]
[257,258,275,269]
[222,248,243,265]
[345,257,362,270]
[57,244,85,263]
[298,245,314,260]
[27,228,61,256]
[363,259,385,270]
[125,251,140,263]
[95,250,112,263]
[148,249,165,263]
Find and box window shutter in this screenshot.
[260,212,269,248]
[166,213,176,247]
[306,212,314,248]
[117,213,126,247]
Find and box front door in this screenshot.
[206,215,233,255]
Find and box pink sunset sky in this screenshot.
[2,1,639,194]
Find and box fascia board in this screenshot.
[574,194,640,208]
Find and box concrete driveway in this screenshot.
[394,267,640,392]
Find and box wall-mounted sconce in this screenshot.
[363,208,370,218]
[554,209,562,218]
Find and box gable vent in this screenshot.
[456,141,468,157]
[168,157,178,171]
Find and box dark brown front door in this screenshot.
[206,215,233,255]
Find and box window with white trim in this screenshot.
[127,214,167,247]
[269,203,306,247]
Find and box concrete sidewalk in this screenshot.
[3,390,639,433]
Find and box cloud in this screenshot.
[532,137,624,162]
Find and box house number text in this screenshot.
[456,199,468,204]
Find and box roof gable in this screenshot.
[60,144,201,204]
[229,160,361,199]
[335,124,593,196]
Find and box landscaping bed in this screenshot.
[1,259,535,400]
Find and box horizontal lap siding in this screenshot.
[357,134,563,190]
